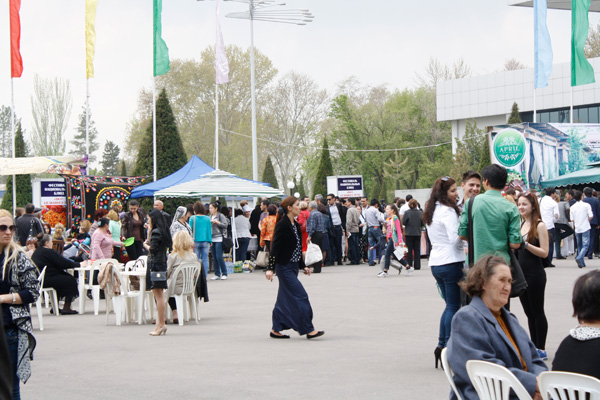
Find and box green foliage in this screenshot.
[508,102,522,124]
[567,128,589,173]
[101,141,120,176]
[120,160,127,176]
[0,106,16,158]
[450,120,491,181]
[133,88,187,181]
[72,105,100,162]
[262,156,278,188]
[294,176,307,198]
[1,124,31,210]
[313,138,334,197]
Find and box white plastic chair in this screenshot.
[441,348,463,400]
[78,258,119,315]
[539,371,600,400]
[104,265,139,326]
[123,259,148,324]
[466,360,532,400]
[165,262,200,326]
[35,266,59,330]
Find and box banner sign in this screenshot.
[336,176,363,198]
[40,181,67,228]
[492,128,527,168]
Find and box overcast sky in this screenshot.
[0,0,598,166]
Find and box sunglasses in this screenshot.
[441,176,451,182]
[0,225,16,232]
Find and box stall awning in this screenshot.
[0,156,86,175]
[541,165,600,187]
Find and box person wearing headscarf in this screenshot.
[170,206,192,238]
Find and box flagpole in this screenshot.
[570,86,574,123]
[11,78,16,216]
[153,77,157,182]
[533,88,537,123]
[215,83,219,169]
[85,78,90,156]
[249,12,258,182]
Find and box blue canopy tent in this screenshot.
[129,155,215,198]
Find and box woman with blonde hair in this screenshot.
[164,231,200,324]
[0,209,40,399]
[52,223,65,241]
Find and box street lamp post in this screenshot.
[198,0,314,182]
[287,181,295,196]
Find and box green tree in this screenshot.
[71,105,100,162]
[567,127,588,173]
[101,140,121,176]
[450,120,491,180]
[1,123,32,210]
[120,160,127,176]
[294,176,307,198]
[262,155,278,188]
[508,102,522,124]
[313,138,334,197]
[133,88,187,180]
[0,106,15,158]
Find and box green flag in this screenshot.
[571,0,595,86]
[153,0,170,76]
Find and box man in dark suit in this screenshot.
[583,187,600,260]
[16,203,43,246]
[326,193,346,266]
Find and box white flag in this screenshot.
[215,0,230,84]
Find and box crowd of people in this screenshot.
[2,162,600,398]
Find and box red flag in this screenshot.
[10,0,23,78]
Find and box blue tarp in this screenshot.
[129,155,215,198]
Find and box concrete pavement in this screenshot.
[22,257,596,399]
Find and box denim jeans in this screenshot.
[587,225,598,259]
[431,262,464,348]
[194,241,210,277]
[6,327,19,400]
[383,237,407,271]
[236,237,250,262]
[576,230,590,266]
[348,233,360,264]
[210,241,228,277]
[367,227,383,265]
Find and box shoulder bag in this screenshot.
[218,214,233,253]
[256,245,269,267]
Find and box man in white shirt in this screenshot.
[570,190,593,268]
[399,195,412,217]
[539,187,559,265]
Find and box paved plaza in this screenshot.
[22,257,596,399]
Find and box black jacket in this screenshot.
[16,214,43,246]
[31,247,79,277]
[249,206,262,236]
[267,217,305,271]
[327,203,347,231]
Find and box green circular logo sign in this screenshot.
[493,128,526,168]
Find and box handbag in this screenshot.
[150,271,167,282]
[305,242,323,266]
[218,214,234,253]
[508,244,527,298]
[256,246,269,267]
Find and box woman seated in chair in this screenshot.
[164,231,199,325]
[553,269,600,380]
[31,234,87,315]
[447,255,547,400]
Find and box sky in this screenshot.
[0,0,599,167]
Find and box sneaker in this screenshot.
[576,259,584,268]
[221,275,228,280]
[210,276,221,280]
[537,349,548,360]
[406,267,414,276]
[377,271,387,278]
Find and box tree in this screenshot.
[30,75,72,156]
[415,57,471,89]
[585,22,600,58]
[504,58,527,71]
[0,106,16,158]
[120,160,127,176]
[508,102,522,124]
[133,88,187,180]
[567,127,588,173]
[450,120,491,180]
[71,105,100,162]
[101,141,121,176]
[262,155,278,188]
[1,123,32,210]
[313,138,334,197]
[295,176,307,198]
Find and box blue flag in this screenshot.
[534,0,553,88]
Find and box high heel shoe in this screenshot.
[149,326,167,336]
[434,346,443,369]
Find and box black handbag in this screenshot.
[150,271,167,282]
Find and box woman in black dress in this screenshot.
[402,199,424,270]
[516,192,550,360]
[265,196,324,340]
[31,233,87,315]
[144,208,172,336]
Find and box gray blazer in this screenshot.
[210,213,229,239]
[447,296,547,400]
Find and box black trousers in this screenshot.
[126,240,144,260]
[554,223,573,258]
[519,272,548,350]
[326,225,343,264]
[405,235,421,270]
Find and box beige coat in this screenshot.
[167,252,199,295]
[98,261,122,296]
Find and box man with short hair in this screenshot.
[459,170,482,211]
[364,198,385,266]
[345,198,361,265]
[539,187,559,265]
[583,187,600,260]
[326,193,346,265]
[570,190,593,268]
[258,199,270,226]
[250,198,266,244]
[153,200,164,210]
[16,203,43,246]
[555,192,574,260]
[458,164,522,264]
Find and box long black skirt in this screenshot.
[44,272,78,302]
[272,262,315,335]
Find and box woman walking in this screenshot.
[121,200,146,261]
[0,209,40,399]
[423,176,465,368]
[402,199,424,271]
[189,202,211,277]
[233,209,252,262]
[209,202,229,280]
[144,208,172,336]
[378,204,409,277]
[516,192,550,360]
[265,196,324,340]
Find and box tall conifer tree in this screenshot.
[1,123,32,210]
[313,138,333,197]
